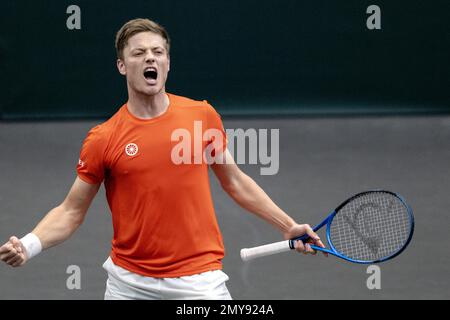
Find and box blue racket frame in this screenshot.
[289,190,415,264]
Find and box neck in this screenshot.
[127,89,169,119]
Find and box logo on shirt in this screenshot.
[78,159,85,168]
[125,143,139,156]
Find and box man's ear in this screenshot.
[167,55,170,72]
[117,58,126,76]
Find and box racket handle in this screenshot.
[240,240,292,261]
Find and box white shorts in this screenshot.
[102,257,232,300]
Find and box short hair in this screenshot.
[115,18,171,60]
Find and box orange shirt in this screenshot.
[77,93,227,278]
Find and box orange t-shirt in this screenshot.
[77,93,227,278]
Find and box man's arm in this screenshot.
[0,177,100,267]
[211,149,325,254]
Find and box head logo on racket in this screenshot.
[241,190,414,264]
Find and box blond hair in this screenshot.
[115,18,170,59]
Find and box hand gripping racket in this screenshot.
[240,190,414,264]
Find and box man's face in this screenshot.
[117,31,170,97]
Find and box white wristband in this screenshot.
[20,233,42,260]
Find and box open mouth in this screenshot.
[144,68,158,81]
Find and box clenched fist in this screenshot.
[0,236,28,267]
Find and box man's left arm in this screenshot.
[210,149,325,255]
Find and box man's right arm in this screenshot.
[0,177,100,267]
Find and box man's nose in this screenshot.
[145,52,155,63]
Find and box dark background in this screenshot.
[1,0,449,119]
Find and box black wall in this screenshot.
[1,0,449,119]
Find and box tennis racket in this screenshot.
[240,190,414,264]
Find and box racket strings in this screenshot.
[329,192,411,262]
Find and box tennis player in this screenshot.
[0,18,325,300]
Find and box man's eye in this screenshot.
[134,51,144,56]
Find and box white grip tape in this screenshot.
[240,240,291,261]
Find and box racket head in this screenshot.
[324,190,414,264]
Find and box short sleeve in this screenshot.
[77,125,106,184]
[204,103,228,156]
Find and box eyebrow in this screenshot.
[131,46,165,52]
